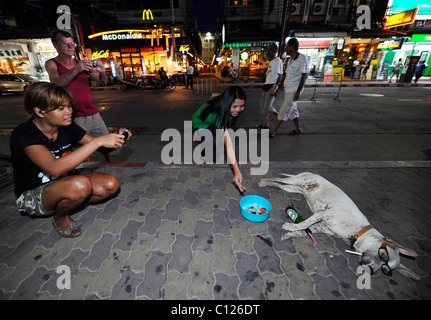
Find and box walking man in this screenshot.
[186,64,194,89]
[270,38,308,137]
[256,44,284,129]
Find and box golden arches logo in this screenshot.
[143,9,153,20]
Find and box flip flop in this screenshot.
[288,130,302,135]
[52,218,82,238]
[256,124,269,129]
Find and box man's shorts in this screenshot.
[74,112,109,137]
[16,184,54,216]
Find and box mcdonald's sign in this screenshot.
[143,9,153,20]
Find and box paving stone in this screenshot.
[153,220,177,253]
[213,272,239,300]
[169,234,193,274]
[235,252,265,300]
[137,250,172,299]
[212,207,231,236]
[164,198,182,221]
[188,251,215,299]
[11,266,51,299]
[212,234,236,276]
[139,208,164,235]
[113,219,142,252]
[279,252,318,299]
[164,271,191,299]
[80,233,120,272]
[111,267,142,300]
[253,235,283,275]
[261,273,292,300]
[192,220,214,253]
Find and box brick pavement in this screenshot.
[0,161,430,300]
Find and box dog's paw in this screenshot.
[281,232,295,241]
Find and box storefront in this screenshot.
[335,38,380,79]
[291,37,334,77]
[219,41,279,79]
[0,44,33,74]
[86,29,193,79]
[0,38,53,78]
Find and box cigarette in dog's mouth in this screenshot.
[345,250,363,256]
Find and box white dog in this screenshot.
[258,172,420,280]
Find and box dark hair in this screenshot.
[198,86,246,129]
[24,82,73,119]
[50,29,74,44]
[287,38,299,51]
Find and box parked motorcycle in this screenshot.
[150,76,176,91]
[119,78,144,91]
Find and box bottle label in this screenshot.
[286,209,298,222]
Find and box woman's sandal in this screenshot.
[52,218,82,238]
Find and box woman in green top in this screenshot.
[192,86,246,192]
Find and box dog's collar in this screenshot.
[346,225,375,247]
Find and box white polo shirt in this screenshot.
[284,53,309,92]
[265,57,283,85]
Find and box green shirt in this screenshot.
[192,102,221,130]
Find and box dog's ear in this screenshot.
[397,263,420,280]
[387,239,418,257]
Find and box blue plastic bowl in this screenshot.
[239,195,272,222]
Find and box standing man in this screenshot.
[256,44,284,129]
[389,58,402,83]
[186,64,194,89]
[270,38,308,137]
[414,60,426,83]
[45,29,111,161]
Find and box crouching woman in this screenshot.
[10,82,131,238]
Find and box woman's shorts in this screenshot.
[16,183,54,216]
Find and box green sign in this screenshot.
[411,34,431,42]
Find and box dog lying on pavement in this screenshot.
[258,172,420,280]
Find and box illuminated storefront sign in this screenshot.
[411,34,431,42]
[388,0,431,18]
[223,41,277,48]
[296,38,332,48]
[383,8,418,29]
[376,38,404,50]
[142,9,153,20]
[179,44,190,52]
[88,30,146,40]
[92,50,110,59]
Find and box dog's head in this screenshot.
[358,238,420,280]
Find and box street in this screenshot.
[1,84,430,163]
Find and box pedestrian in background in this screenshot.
[192,86,246,192]
[414,60,426,83]
[269,38,308,137]
[186,64,194,89]
[256,44,284,129]
[10,82,131,238]
[389,58,402,83]
[45,29,112,161]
